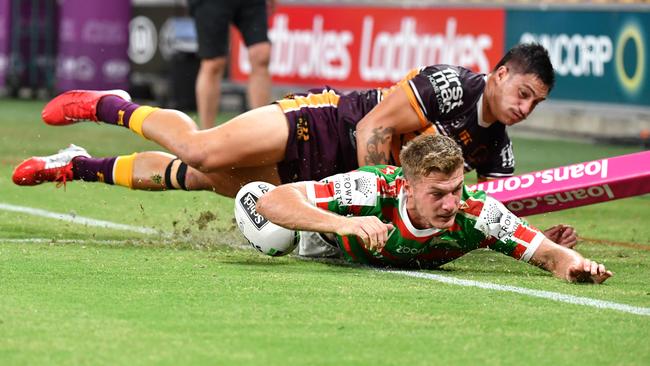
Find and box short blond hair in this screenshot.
[399,134,464,180]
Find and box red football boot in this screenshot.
[12,145,90,186]
[42,89,131,125]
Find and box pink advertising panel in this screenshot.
[469,151,650,217]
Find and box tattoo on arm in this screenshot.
[365,126,395,165]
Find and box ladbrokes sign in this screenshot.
[230,6,504,88]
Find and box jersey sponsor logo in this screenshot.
[395,245,427,255]
[238,192,269,230]
[500,142,515,169]
[428,68,464,114]
[296,116,310,142]
[474,196,522,242]
[330,171,377,206]
[495,211,518,242]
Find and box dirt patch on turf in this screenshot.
[580,236,650,251]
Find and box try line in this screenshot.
[2,202,648,317]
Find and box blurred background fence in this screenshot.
[0,0,649,143]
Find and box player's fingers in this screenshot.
[356,227,371,249]
[544,226,559,238]
[366,224,380,251]
[590,260,599,275]
[583,259,592,273]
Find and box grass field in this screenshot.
[1,98,649,365]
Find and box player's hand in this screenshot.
[543,224,578,249]
[566,258,613,284]
[337,217,394,252]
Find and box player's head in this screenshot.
[400,135,465,230]
[487,43,554,126]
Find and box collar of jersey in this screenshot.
[399,187,441,237]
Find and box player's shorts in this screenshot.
[189,0,269,59]
[275,87,379,183]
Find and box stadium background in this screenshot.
[1,0,649,141]
[1,1,649,365]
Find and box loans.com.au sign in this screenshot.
[506,10,649,106]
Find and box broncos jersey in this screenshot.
[384,65,515,179]
[305,165,543,268]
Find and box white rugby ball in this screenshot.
[234,181,299,256]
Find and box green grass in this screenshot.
[0,98,649,365]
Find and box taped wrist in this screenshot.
[164,158,189,190]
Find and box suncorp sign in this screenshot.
[506,10,649,106]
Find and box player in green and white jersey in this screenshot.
[256,134,611,283]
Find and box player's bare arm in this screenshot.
[355,87,423,165]
[529,238,612,284]
[256,183,394,251]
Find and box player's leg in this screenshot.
[13,146,281,197]
[42,91,291,176]
[190,0,232,129]
[196,57,227,129]
[140,104,289,173]
[246,42,272,109]
[124,151,282,196]
[234,0,272,109]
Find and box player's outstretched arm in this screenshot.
[256,183,394,251]
[355,87,423,166]
[529,238,613,284]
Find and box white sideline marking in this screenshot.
[0,203,158,235]
[1,238,130,245]
[3,203,648,317]
[387,270,650,317]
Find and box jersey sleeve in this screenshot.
[305,170,380,215]
[401,65,485,127]
[475,139,516,179]
[469,194,544,262]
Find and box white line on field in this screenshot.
[0,238,131,245]
[386,270,650,317]
[0,202,158,235]
[2,203,648,317]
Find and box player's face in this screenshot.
[492,67,549,126]
[405,166,464,230]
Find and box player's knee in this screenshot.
[200,58,227,75]
[164,159,190,190]
[248,43,271,70]
[179,149,212,172]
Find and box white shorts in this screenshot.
[297,231,341,258]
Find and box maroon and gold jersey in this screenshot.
[388,65,514,178]
[275,66,514,184]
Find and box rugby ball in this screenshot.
[234,181,299,256]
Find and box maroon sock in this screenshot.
[96,96,140,128]
[72,156,117,184]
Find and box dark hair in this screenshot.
[493,43,555,92]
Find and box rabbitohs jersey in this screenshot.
[386,65,515,179]
[305,166,544,268]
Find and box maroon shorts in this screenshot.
[275,87,380,183]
